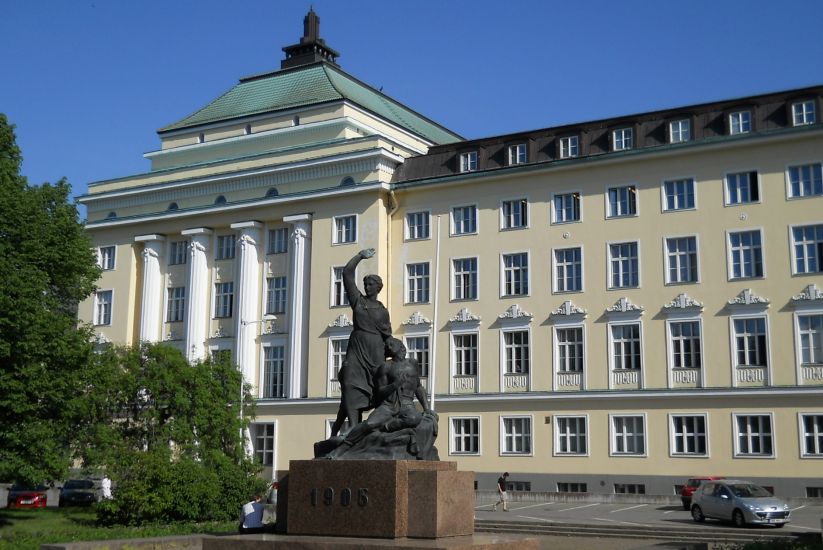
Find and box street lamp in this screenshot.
[238,314,277,456]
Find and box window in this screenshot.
[453,333,478,376]
[792,224,823,274]
[502,416,532,455]
[614,484,645,494]
[555,327,584,372]
[452,205,477,235]
[406,262,430,304]
[728,230,764,279]
[729,111,751,135]
[266,276,287,314]
[508,143,527,165]
[607,185,637,218]
[733,317,768,367]
[671,414,707,456]
[210,348,231,364]
[669,321,701,368]
[501,198,528,229]
[663,179,695,211]
[332,267,349,307]
[559,136,579,159]
[666,237,698,283]
[460,151,478,172]
[169,241,188,265]
[406,211,430,240]
[451,417,479,454]
[98,246,115,270]
[557,483,587,493]
[611,323,642,370]
[554,247,582,292]
[215,235,235,260]
[788,163,823,198]
[253,424,275,466]
[503,330,529,374]
[553,192,581,223]
[798,314,823,365]
[333,215,357,244]
[801,414,823,457]
[502,252,529,296]
[94,290,112,326]
[214,282,234,318]
[555,416,587,455]
[735,414,773,456]
[793,100,816,126]
[611,415,645,455]
[453,257,478,300]
[406,336,430,377]
[262,345,286,398]
[609,242,639,288]
[806,487,823,498]
[612,128,633,151]
[669,119,690,143]
[245,123,252,135]
[166,287,186,322]
[726,171,759,204]
[330,338,348,381]
[268,228,288,254]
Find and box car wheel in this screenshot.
[732,509,746,528]
[682,499,690,511]
[691,505,705,523]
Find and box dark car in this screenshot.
[680,476,724,510]
[7,483,48,508]
[59,479,97,507]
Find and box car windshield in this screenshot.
[729,484,772,498]
[64,480,94,489]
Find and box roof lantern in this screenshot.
[281,8,340,69]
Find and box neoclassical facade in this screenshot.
[78,12,823,496]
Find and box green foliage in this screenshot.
[0,114,100,485]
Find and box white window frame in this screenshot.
[669,119,691,143]
[661,177,696,212]
[729,110,751,135]
[261,343,287,399]
[726,228,765,280]
[405,261,431,304]
[724,170,761,205]
[94,289,113,326]
[500,251,530,297]
[460,151,478,172]
[450,204,478,236]
[166,286,186,323]
[500,197,529,230]
[449,416,481,455]
[559,135,579,159]
[729,315,770,370]
[733,413,775,458]
[794,310,823,369]
[612,127,633,151]
[168,240,188,265]
[404,334,430,378]
[451,330,479,378]
[668,413,709,457]
[786,162,823,199]
[798,412,823,458]
[500,327,531,376]
[552,246,584,293]
[609,413,647,457]
[213,281,234,319]
[330,266,349,307]
[790,223,823,275]
[405,209,432,241]
[508,143,527,165]
[608,320,644,373]
[666,317,703,371]
[553,414,589,457]
[328,336,349,387]
[266,276,288,315]
[250,422,276,467]
[500,415,533,456]
[664,235,700,284]
[215,234,236,261]
[267,227,289,255]
[98,246,116,270]
[553,324,586,375]
[792,100,816,126]
[332,214,358,245]
[552,191,582,224]
[451,256,479,301]
[607,240,640,289]
[606,184,638,218]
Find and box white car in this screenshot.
[691,480,790,528]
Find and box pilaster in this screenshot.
[231,221,263,394]
[284,213,312,398]
[181,227,212,361]
[134,234,165,343]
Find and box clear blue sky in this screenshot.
[3,0,822,214]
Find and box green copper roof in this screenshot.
[159,63,461,144]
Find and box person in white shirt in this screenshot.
[239,494,265,533]
[101,476,112,500]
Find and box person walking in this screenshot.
[493,472,509,511]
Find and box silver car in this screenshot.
[691,480,790,527]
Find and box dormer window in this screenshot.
[460,151,478,172]
[292,116,300,126]
[729,111,751,135]
[508,144,527,165]
[559,136,578,159]
[793,100,816,126]
[198,133,205,143]
[167,202,179,211]
[612,128,633,151]
[669,119,690,143]
[214,195,227,205]
[245,124,252,135]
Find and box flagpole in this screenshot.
[429,214,441,411]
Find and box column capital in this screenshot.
[181,227,213,237]
[230,221,263,231]
[283,213,312,224]
[134,233,166,243]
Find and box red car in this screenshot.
[7,484,48,508]
[681,477,724,510]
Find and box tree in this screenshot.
[0,114,100,484]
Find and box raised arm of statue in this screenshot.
[343,248,374,306]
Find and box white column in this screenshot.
[283,214,312,398]
[134,234,166,343]
[182,228,212,362]
[231,221,263,394]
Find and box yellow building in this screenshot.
[78,11,823,497]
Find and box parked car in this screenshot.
[680,476,724,510]
[691,480,790,528]
[7,483,48,508]
[59,479,97,507]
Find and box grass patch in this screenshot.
[0,507,236,550]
